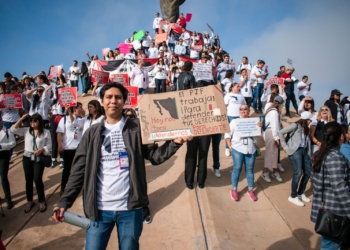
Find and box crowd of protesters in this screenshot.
[1,11,350,250]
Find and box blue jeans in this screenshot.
[288,147,311,198]
[86,209,143,250]
[155,79,166,93]
[252,83,264,111]
[138,88,146,95]
[81,77,89,94]
[168,43,175,53]
[211,134,221,169]
[226,116,239,149]
[70,80,78,89]
[320,236,342,250]
[231,148,256,189]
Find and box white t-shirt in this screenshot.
[221,78,232,93]
[1,109,20,123]
[153,17,162,29]
[251,66,266,84]
[97,118,129,211]
[239,75,253,97]
[95,86,103,104]
[297,82,309,97]
[153,64,168,79]
[180,32,191,46]
[69,66,81,81]
[82,115,105,135]
[148,47,158,58]
[142,35,152,47]
[56,115,84,150]
[224,93,246,117]
[190,48,200,59]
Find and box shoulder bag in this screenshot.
[33,133,52,168]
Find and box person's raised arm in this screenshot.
[10,114,29,136]
[26,88,38,100]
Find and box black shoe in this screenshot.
[258,109,263,114]
[186,183,194,190]
[7,200,14,210]
[144,215,152,224]
[285,113,292,118]
[198,184,205,189]
[50,161,57,168]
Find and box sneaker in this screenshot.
[271,172,283,182]
[247,190,257,201]
[298,193,311,203]
[212,168,221,177]
[144,216,152,224]
[50,161,57,168]
[261,172,271,183]
[230,190,239,201]
[278,163,285,172]
[82,93,86,97]
[11,153,18,158]
[225,148,230,157]
[288,196,305,207]
[59,162,64,169]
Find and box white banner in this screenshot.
[234,117,261,138]
[193,63,212,80]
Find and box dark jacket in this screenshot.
[324,99,343,122]
[57,116,182,221]
[177,72,196,90]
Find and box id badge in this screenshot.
[118,151,129,170]
[245,88,248,92]
[243,138,248,145]
[31,154,35,161]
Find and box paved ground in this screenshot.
[0,93,322,250]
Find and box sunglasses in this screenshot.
[321,109,329,112]
[30,119,38,123]
[37,90,44,93]
[240,108,248,111]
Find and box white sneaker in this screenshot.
[268,168,273,172]
[11,153,18,158]
[288,196,305,207]
[212,168,221,178]
[225,148,230,157]
[298,194,311,203]
[261,172,271,183]
[82,93,86,97]
[278,163,285,172]
[271,172,283,182]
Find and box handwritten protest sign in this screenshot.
[138,85,229,143]
[155,33,168,44]
[91,70,110,85]
[118,43,134,55]
[110,74,129,86]
[124,86,138,108]
[102,48,110,56]
[265,77,285,88]
[57,87,77,107]
[48,65,62,79]
[193,63,212,80]
[233,118,261,138]
[0,94,23,109]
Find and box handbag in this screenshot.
[33,134,52,168]
[249,137,261,157]
[314,161,350,242]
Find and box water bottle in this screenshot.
[59,211,91,229]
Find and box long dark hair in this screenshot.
[87,100,103,120]
[295,119,310,138]
[32,86,45,111]
[29,113,45,136]
[304,98,316,113]
[269,93,279,103]
[224,69,234,79]
[312,122,342,172]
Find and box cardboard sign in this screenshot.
[124,86,138,109]
[118,43,134,55]
[233,118,261,138]
[102,48,110,56]
[57,87,77,107]
[91,69,110,85]
[186,13,192,22]
[0,94,23,109]
[155,33,168,45]
[48,65,62,79]
[111,74,129,86]
[193,63,212,80]
[138,85,229,143]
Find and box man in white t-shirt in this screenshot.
[153,12,162,35]
[251,60,268,113]
[68,60,81,89]
[238,68,253,107]
[179,28,190,55]
[148,42,158,58]
[53,82,192,249]
[236,56,252,75]
[297,75,311,101]
[141,31,152,53]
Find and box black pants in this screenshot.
[285,91,298,114]
[23,156,45,202]
[0,151,11,200]
[143,206,150,220]
[185,135,211,185]
[61,149,76,189]
[50,116,63,160]
[244,97,253,107]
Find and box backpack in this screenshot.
[260,108,277,131]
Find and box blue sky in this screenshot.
[1,0,349,108]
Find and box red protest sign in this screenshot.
[265,77,285,88]
[124,86,138,108]
[48,65,62,79]
[110,74,129,86]
[91,69,110,85]
[57,87,77,107]
[0,94,23,109]
[186,13,192,22]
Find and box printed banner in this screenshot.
[102,48,110,56]
[193,63,212,80]
[91,69,110,85]
[110,73,129,86]
[0,94,23,109]
[118,43,134,55]
[48,65,62,79]
[138,85,229,143]
[57,87,77,107]
[124,86,138,109]
[233,118,261,138]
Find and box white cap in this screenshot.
[300,111,313,120]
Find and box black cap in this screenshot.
[331,89,342,95]
[156,12,159,15]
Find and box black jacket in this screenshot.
[177,72,196,90]
[57,116,182,221]
[325,99,343,122]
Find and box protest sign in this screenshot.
[138,85,229,143]
[110,73,129,86]
[191,45,203,51]
[91,69,110,85]
[155,33,168,44]
[124,86,138,109]
[102,48,110,56]
[118,43,134,54]
[206,23,214,34]
[186,13,192,22]
[265,77,284,88]
[233,118,261,138]
[133,30,144,41]
[193,63,212,80]
[57,87,77,107]
[0,94,23,109]
[48,65,62,79]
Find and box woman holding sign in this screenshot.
[225,104,262,201]
[153,57,169,93]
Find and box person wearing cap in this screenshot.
[176,13,187,28]
[141,31,152,53]
[261,96,284,183]
[279,111,313,207]
[153,12,162,35]
[324,89,344,124]
[174,39,186,56]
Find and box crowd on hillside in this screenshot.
[1,11,350,250]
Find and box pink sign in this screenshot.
[118,43,134,55]
[0,94,23,109]
[57,87,77,107]
[48,65,62,79]
[91,70,110,85]
[124,86,138,109]
[186,13,192,22]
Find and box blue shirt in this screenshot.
[340,143,350,162]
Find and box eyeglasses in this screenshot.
[240,108,248,111]
[321,109,329,112]
[30,119,38,123]
[37,90,43,93]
